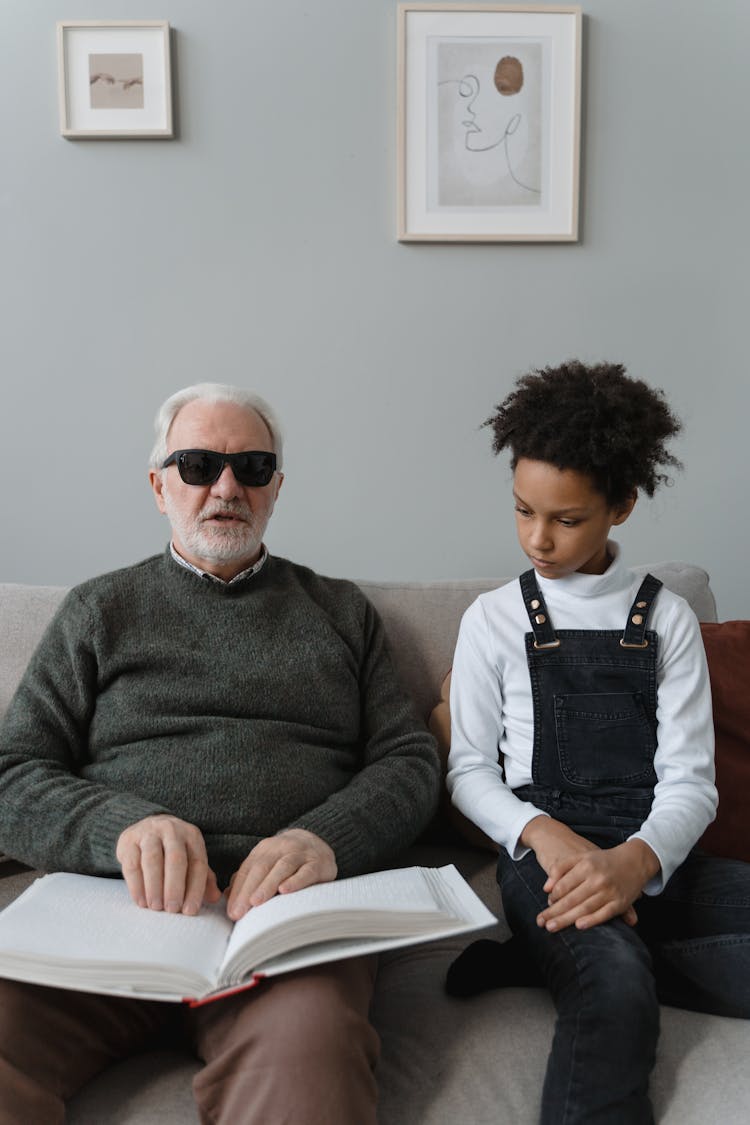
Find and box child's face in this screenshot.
[512,459,635,579]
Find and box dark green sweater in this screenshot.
[0,551,440,887]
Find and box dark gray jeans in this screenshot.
[499,809,750,1125]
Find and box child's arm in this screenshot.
[522,816,659,931]
[447,599,550,853]
[626,599,716,891]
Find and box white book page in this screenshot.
[221,865,469,976]
[421,865,497,925]
[0,874,232,986]
[217,866,497,987]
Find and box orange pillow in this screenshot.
[699,621,750,863]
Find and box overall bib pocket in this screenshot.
[554,691,656,787]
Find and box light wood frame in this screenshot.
[57,21,173,139]
[397,4,581,241]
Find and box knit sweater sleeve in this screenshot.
[0,589,171,872]
[287,595,441,877]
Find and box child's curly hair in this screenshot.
[484,361,682,506]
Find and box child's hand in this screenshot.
[538,839,659,931]
[521,818,660,932]
[521,815,598,874]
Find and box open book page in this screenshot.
[220,865,496,986]
[236,865,497,984]
[0,873,232,996]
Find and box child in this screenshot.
[445,361,750,1124]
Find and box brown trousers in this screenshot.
[0,956,379,1125]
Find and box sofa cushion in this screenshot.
[698,621,750,863]
[0,584,67,716]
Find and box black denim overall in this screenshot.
[512,568,663,837]
[498,569,666,1124]
[496,570,750,1124]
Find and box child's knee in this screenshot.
[557,930,659,1040]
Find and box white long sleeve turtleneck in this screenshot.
[447,544,717,893]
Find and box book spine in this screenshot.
[184,973,267,1008]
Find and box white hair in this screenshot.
[149,383,284,470]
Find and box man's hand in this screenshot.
[116,814,221,915]
[225,829,337,921]
[521,817,658,932]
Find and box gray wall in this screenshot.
[2,0,748,616]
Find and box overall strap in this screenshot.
[620,574,663,648]
[519,570,560,649]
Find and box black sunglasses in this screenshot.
[161,449,278,487]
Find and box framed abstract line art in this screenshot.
[57,21,173,139]
[397,4,581,241]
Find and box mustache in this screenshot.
[199,501,254,523]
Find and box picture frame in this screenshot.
[57,21,173,139]
[397,4,581,241]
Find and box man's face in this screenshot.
[149,399,283,581]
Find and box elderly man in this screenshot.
[0,383,440,1124]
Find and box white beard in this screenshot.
[163,493,264,565]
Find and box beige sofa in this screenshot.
[0,562,748,1124]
